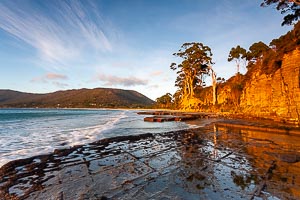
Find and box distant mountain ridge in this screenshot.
[0,88,154,108]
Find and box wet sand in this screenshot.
[1,120,300,199]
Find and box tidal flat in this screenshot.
[1,121,300,200]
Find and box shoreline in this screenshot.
[0,109,193,168]
[1,112,300,169]
[1,117,300,199]
[1,115,300,170]
[1,106,298,125]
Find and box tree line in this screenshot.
[155,0,300,109]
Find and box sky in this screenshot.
[0,0,292,100]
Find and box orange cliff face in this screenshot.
[187,48,300,123]
[240,49,300,123]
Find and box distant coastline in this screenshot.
[0,88,154,109]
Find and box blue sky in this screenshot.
[0,0,291,100]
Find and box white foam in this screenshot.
[0,110,196,168]
[0,110,128,167]
[66,111,127,146]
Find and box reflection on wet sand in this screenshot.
[1,123,300,199]
[216,124,300,199]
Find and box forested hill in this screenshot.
[0,88,154,108]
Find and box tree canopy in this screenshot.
[261,0,300,26]
[156,93,173,108]
[247,41,270,62]
[245,21,300,74]
[170,42,213,102]
[228,45,247,74]
[270,21,300,53]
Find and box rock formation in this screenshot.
[240,49,300,122]
[187,48,300,123]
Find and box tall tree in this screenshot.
[156,93,173,108]
[170,42,213,103]
[211,68,217,105]
[247,41,270,63]
[228,45,247,74]
[270,21,300,52]
[261,0,300,26]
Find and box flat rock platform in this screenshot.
[1,122,300,199]
[138,111,218,122]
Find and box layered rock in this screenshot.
[240,49,300,122]
[186,49,300,123]
[2,123,300,199]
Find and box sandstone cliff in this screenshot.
[186,22,300,124]
[240,49,300,122]
[163,22,300,122]
[185,48,300,123]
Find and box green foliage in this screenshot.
[228,45,247,62]
[247,41,270,62]
[270,21,300,54]
[246,21,300,75]
[261,0,300,26]
[228,45,247,73]
[170,42,214,100]
[155,93,173,108]
[217,77,226,83]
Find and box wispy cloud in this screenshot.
[46,73,68,80]
[150,70,163,76]
[0,0,115,68]
[31,73,69,90]
[31,73,68,82]
[96,74,148,87]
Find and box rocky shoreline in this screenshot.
[1,118,300,199]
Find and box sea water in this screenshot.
[0,108,194,167]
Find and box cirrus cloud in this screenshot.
[150,70,163,76]
[45,73,68,80]
[96,74,148,87]
[0,0,116,68]
[31,73,69,89]
[31,73,68,82]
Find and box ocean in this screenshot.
[0,108,194,167]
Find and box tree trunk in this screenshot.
[189,76,194,97]
[211,69,217,105]
[236,60,240,74]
